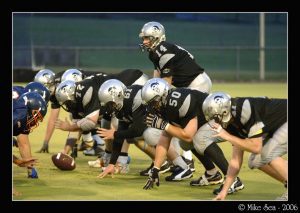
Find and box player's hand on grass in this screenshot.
[13,155,37,168]
[97,164,115,178]
[143,167,160,190]
[36,141,49,153]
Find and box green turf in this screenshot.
[13,83,287,200]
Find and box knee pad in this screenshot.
[143,127,162,146]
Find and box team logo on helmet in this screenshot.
[150,82,160,93]
[214,95,225,104]
[153,25,160,32]
[108,86,119,97]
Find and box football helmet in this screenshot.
[25,82,51,104]
[19,91,47,132]
[61,68,83,82]
[202,92,232,127]
[55,80,77,112]
[141,78,170,112]
[98,79,126,115]
[139,21,166,51]
[34,69,55,93]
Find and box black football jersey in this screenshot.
[114,85,147,139]
[228,97,287,139]
[73,69,146,118]
[50,70,104,109]
[161,88,208,128]
[109,69,144,86]
[149,41,204,87]
[74,73,109,118]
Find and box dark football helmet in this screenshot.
[18,91,48,132]
[25,82,51,104]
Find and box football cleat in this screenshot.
[88,158,101,168]
[140,162,154,176]
[159,161,171,174]
[213,176,244,195]
[165,167,193,181]
[190,171,223,186]
[181,156,195,172]
[139,160,170,176]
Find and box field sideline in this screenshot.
[13,82,287,201]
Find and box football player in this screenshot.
[96,79,191,180]
[54,69,149,164]
[13,91,48,178]
[13,83,50,178]
[141,78,244,193]
[139,21,212,171]
[202,92,287,200]
[34,68,103,155]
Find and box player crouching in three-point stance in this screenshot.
[202,92,287,200]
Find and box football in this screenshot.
[51,152,76,171]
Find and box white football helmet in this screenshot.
[98,79,127,114]
[34,69,55,93]
[202,92,232,127]
[61,69,83,82]
[55,80,77,111]
[139,21,166,51]
[141,78,170,111]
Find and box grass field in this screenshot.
[12,82,287,201]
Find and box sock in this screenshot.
[182,150,193,161]
[117,156,128,164]
[204,143,229,176]
[206,168,218,176]
[173,156,188,170]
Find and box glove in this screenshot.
[145,113,169,130]
[37,141,49,153]
[143,167,160,190]
[28,167,38,178]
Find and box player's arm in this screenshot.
[212,124,263,154]
[43,107,60,143]
[55,110,99,132]
[214,145,244,200]
[164,116,198,142]
[17,134,32,160]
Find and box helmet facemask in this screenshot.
[25,109,44,133]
